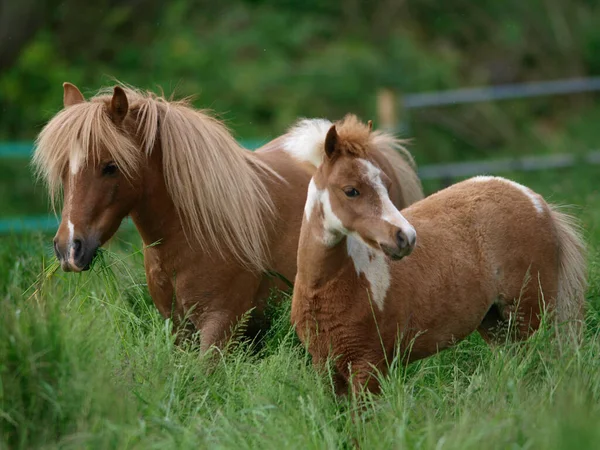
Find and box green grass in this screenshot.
[1,165,600,449]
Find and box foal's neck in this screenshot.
[296,218,354,289]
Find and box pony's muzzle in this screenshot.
[54,235,99,272]
[381,227,416,260]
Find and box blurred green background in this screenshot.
[1,0,600,218]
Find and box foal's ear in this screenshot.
[110,86,129,125]
[367,120,373,131]
[63,82,85,107]
[324,125,339,159]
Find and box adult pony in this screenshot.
[33,83,423,350]
[291,117,587,394]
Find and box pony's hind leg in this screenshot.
[477,303,509,345]
[478,286,549,345]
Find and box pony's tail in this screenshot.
[549,205,587,333]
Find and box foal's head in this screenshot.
[35,83,144,271]
[311,117,416,259]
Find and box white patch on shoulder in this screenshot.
[358,159,417,245]
[283,118,332,168]
[470,176,545,214]
[346,234,390,311]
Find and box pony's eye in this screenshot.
[343,187,360,198]
[102,162,118,176]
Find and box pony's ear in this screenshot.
[367,120,373,131]
[110,86,129,125]
[63,82,85,107]
[324,125,339,160]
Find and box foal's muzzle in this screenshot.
[54,236,100,272]
[381,228,416,261]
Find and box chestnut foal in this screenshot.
[291,118,587,394]
[33,83,423,350]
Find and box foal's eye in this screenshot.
[102,162,118,176]
[343,187,360,198]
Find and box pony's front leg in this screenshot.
[334,353,384,395]
[195,309,243,352]
[180,272,263,352]
[348,360,382,395]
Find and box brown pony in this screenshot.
[33,83,423,350]
[291,118,587,394]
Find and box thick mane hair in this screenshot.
[283,114,422,205]
[33,84,276,272]
[284,114,417,170]
[332,114,373,158]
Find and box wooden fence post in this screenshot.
[376,88,398,131]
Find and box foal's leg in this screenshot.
[479,288,551,344]
[477,303,509,344]
[336,356,383,395]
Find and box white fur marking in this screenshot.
[70,143,83,175]
[320,188,346,245]
[346,235,390,311]
[282,119,333,168]
[67,220,76,263]
[471,176,544,214]
[68,220,75,244]
[304,177,346,245]
[304,179,319,222]
[358,159,417,245]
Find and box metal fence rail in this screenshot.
[403,76,600,109]
[419,150,600,180]
[2,150,597,234]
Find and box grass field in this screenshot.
[1,164,599,449]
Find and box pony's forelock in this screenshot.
[33,100,139,209]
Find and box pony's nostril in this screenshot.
[396,231,408,249]
[73,238,83,259]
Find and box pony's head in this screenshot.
[309,116,416,259]
[34,83,144,271]
[34,82,275,273]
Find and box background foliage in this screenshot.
[2,0,600,163]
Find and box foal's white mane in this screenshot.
[282,115,422,206]
[33,85,276,272]
[282,115,416,170]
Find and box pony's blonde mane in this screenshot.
[34,85,276,272]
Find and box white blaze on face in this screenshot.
[67,220,76,264]
[358,159,417,246]
[65,142,83,265]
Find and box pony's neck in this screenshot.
[129,151,181,246]
[296,218,351,289]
